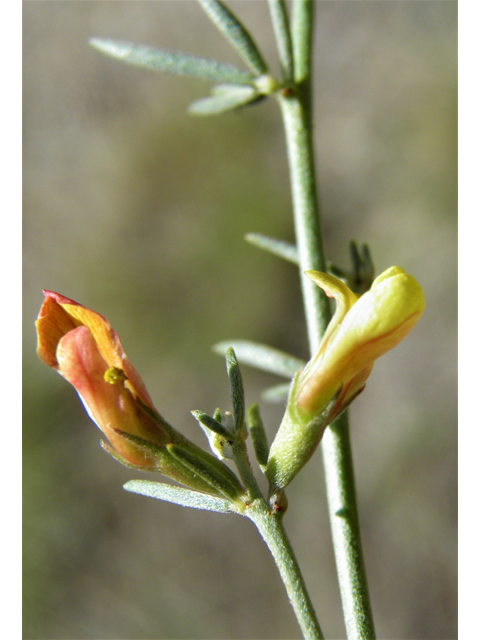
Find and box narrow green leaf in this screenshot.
[213,340,305,378]
[261,382,292,403]
[268,0,294,81]
[89,38,255,85]
[225,347,245,433]
[191,410,229,437]
[188,84,261,116]
[245,232,299,264]
[349,240,362,273]
[124,479,236,513]
[361,243,374,274]
[348,240,374,293]
[197,0,268,76]
[168,443,244,502]
[245,233,355,286]
[327,262,348,279]
[247,403,269,470]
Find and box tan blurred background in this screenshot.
[23,1,457,638]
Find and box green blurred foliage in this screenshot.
[24,2,456,639]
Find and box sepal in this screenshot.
[247,403,269,473]
[266,374,342,492]
[225,347,246,437]
[167,443,245,503]
[102,428,228,496]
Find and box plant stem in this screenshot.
[321,413,376,640]
[276,90,328,350]
[230,435,323,638]
[247,506,324,640]
[277,1,376,637]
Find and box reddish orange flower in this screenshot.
[36,291,170,467]
[35,291,244,501]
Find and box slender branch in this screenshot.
[291,0,315,85]
[248,507,324,640]
[229,428,323,639]
[321,414,376,639]
[276,92,329,350]
[278,1,376,637]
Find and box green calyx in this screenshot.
[266,373,339,492]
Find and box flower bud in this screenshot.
[267,266,425,491]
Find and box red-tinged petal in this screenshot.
[37,291,153,408]
[37,293,245,494]
[36,294,79,368]
[56,326,169,455]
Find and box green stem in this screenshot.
[276,91,328,350]
[247,506,324,640]
[321,413,376,640]
[231,439,264,503]
[230,438,323,639]
[291,0,315,86]
[277,1,376,637]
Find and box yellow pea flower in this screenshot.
[267,267,425,491]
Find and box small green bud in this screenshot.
[208,432,235,461]
[253,74,278,95]
[196,410,244,461]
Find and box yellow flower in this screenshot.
[267,267,425,491]
[36,291,244,501]
[297,266,425,419]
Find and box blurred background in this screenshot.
[23,1,457,638]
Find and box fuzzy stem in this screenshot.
[321,413,376,639]
[278,1,376,637]
[247,506,324,640]
[276,90,328,350]
[229,434,323,639]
